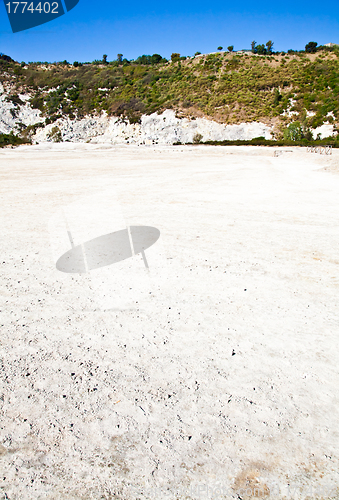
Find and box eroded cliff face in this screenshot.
[0,84,43,134]
[32,110,274,145]
[0,83,335,144]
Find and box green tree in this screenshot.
[251,40,257,53]
[227,45,234,52]
[171,53,181,62]
[256,44,267,55]
[102,54,108,64]
[117,53,123,63]
[136,55,151,64]
[266,40,274,54]
[151,53,162,64]
[283,121,303,141]
[305,41,317,53]
[217,46,223,51]
[194,51,201,56]
[73,61,79,67]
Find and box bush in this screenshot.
[274,89,282,106]
[48,126,62,142]
[193,133,203,143]
[0,132,30,147]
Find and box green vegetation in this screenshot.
[251,40,274,55]
[47,126,62,142]
[0,132,30,147]
[190,136,339,147]
[305,42,318,54]
[1,45,339,141]
[193,133,203,144]
[283,121,313,141]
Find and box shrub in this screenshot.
[0,131,29,147]
[48,126,62,142]
[274,89,282,105]
[193,133,203,143]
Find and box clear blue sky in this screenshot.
[1,0,339,62]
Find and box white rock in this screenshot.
[33,110,273,144]
[312,124,334,139]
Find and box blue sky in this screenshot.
[1,0,339,62]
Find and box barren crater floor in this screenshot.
[0,144,338,499]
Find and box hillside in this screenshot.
[1,49,339,144]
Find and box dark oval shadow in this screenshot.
[56,225,160,274]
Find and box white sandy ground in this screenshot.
[0,144,339,499]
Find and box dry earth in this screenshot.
[0,144,339,499]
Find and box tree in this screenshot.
[256,44,267,55]
[283,121,311,141]
[171,53,181,62]
[266,40,274,54]
[227,45,234,52]
[217,46,223,51]
[102,54,108,64]
[151,53,162,64]
[117,53,123,63]
[194,51,201,56]
[136,55,151,65]
[73,61,79,67]
[0,53,13,62]
[305,41,317,53]
[251,40,257,53]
